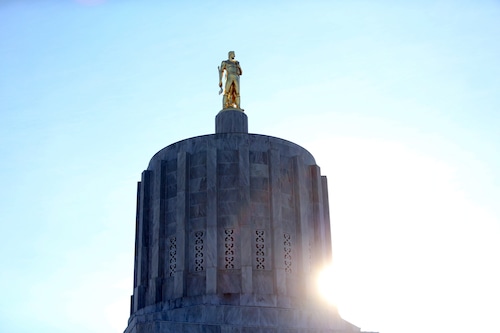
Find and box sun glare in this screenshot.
[317,265,337,306]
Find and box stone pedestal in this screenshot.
[216,109,248,133]
[124,110,360,333]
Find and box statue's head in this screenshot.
[228,51,235,60]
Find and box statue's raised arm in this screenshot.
[218,51,243,110]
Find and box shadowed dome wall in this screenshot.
[125,110,360,333]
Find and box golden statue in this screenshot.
[218,51,243,110]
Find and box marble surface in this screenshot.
[125,111,358,332]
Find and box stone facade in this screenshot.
[124,110,361,333]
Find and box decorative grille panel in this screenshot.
[256,230,265,270]
[224,229,235,269]
[168,236,177,277]
[284,233,292,274]
[194,231,204,272]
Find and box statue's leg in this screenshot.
[228,84,236,108]
[224,80,234,108]
[233,79,240,109]
[222,94,228,109]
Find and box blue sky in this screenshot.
[1,1,499,333]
